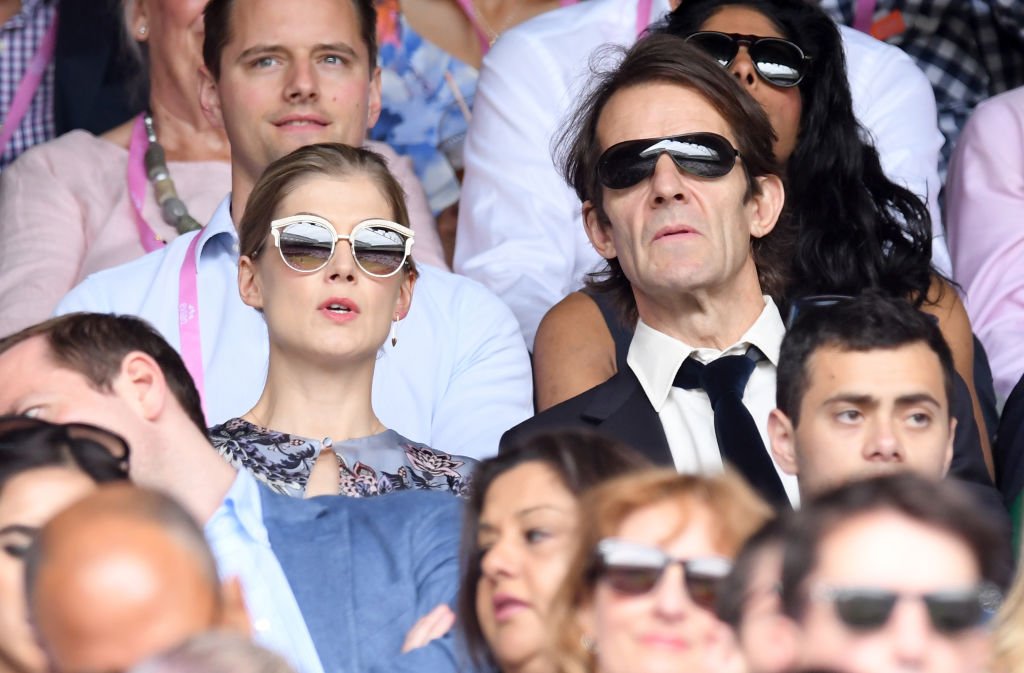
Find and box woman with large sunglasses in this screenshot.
[532,0,993,473]
[209,143,475,498]
[550,469,772,673]
[0,416,129,673]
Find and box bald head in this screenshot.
[26,485,244,673]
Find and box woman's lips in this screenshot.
[492,593,530,622]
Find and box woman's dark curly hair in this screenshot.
[658,0,938,308]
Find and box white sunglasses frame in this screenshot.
[269,214,415,278]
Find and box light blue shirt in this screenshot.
[205,471,324,673]
[56,197,532,459]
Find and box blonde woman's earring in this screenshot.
[390,316,399,348]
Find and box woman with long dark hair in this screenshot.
[532,0,990,470]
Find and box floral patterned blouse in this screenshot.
[210,418,475,498]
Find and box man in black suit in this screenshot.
[504,34,793,506]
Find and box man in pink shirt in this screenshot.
[946,85,1024,405]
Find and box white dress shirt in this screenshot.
[455,0,948,347]
[627,298,800,506]
[205,470,324,673]
[56,197,533,460]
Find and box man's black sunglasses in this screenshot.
[686,31,812,88]
[597,132,740,190]
[0,415,130,481]
[814,584,1002,634]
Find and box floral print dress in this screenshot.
[210,418,475,498]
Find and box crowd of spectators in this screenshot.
[1,0,1023,672]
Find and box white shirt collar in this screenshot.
[627,297,785,412]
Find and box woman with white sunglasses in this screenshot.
[208,143,475,499]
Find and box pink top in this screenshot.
[0,132,445,337]
[946,86,1024,403]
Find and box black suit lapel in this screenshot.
[581,370,674,466]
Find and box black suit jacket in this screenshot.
[503,368,673,467]
[503,367,1006,522]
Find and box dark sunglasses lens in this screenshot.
[750,39,805,86]
[352,226,408,277]
[602,564,664,595]
[687,32,738,67]
[598,144,657,189]
[834,591,898,630]
[279,221,335,271]
[924,593,983,634]
[685,572,723,610]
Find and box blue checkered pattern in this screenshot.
[820,0,1024,180]
[0,0,57,171]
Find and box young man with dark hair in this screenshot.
[779,472,1009,673]
[768,293,956,498]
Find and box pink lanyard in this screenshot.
[126,113,166,253]
[853,0,877,33]
[0,9,58,155]
[127,112,207,418]
[178,231,207,419]
[636,0,654,37]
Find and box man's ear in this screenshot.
[768,408,799,476]
[218,576,252,636]
[366,65,383,130]
[237,256,264,311]
[198,65,226,130]
[942,416,956,476]
[748,174,785,240]
[112,351,170,423]
[583,201,617,260]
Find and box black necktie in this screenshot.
[673,347,790,508]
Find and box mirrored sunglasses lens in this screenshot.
[352,226,407,276]
[834,592,898,630]
[751,39,805,86]
[603,564,664,595]
[924,593,983,633]
[687,32,737,67]
[665,135,735,178]
[279,221,335,271]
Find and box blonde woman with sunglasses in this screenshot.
[551,469,772,673]
[208,143,475,499]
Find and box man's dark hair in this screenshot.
[458,429,650,668]
[716,515,787,628]
[556,33,790,324]
[776,292,955,426]
[779,473,1011,622]
[0,314,206,435]
[202,0,378,81]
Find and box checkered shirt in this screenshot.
[0,0,57,171]
[820,0,1024,180]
